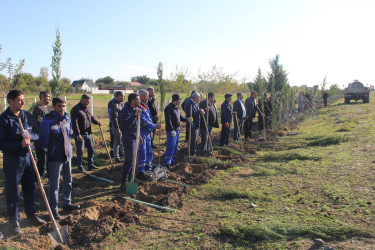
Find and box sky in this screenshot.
[1,0,375,88]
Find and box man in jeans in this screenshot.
[70,94,102,173]
[32,91,53,177]
[199,92,218,155]
[40,97,80,220]
[110,91,125,163]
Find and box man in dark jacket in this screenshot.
[164,94,188,169]
[244,91,264,139]
[199,92,219,155]
[182,90,197,142]
[0,90,46,235]
[185,93,205,156]
[70,94,102,173]
[220,94,233,146]
[32,91,53,177]
[232,93,246,141]
[147,87,158,148]
[119,93,142,192]
[262,93,273,129]
[39,97,80,220]
[110,91,125,163]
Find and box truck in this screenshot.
[344,80,369,104]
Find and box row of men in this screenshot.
[0,88,272,235]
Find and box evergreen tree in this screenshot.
[50,27,63,97]
[267,54,288,92]
[253,68,266,95]
[157,62,166,110]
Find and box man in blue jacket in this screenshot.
[137,89,161,180]
[119,93,142,192]
[164,94,188,169]
[185,93,205,156]
[0,90,46,235]
[220,94,233,146]
[39,97,80,220]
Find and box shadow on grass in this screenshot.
[217,223,374,246]
[260,153,321,163]
[306,136,349,147]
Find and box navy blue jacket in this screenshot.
[245,97,261,118]
[0,108,38,156]
[164,102,188,132]
[119,102,138,140]
[39,110,73,162]
[185,99,200,129]
[221,100,233,125]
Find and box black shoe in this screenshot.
[9,220,21,235]
[27,215,46,226]
[165,165,172,171]
[88,165,99,170]
[78,167,87,173]
[110,150,114,158]
[136,172,154,181]
[63,204,80,212]
[115,158,121,164]
[151,144,157,149]
[52,211,61,221]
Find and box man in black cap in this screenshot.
[164,94,188,169]
[220,94,233,146]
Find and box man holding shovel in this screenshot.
[232,93,246,141]
[199,92,218,156]
[164,94,188,170]
[220,94,233,146]
[244,91,264,139]
[119,93,142,192]
[185,93,205,157]
[0,90,46,235]
[39,97,80,221]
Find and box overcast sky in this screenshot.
[1,0,374,88]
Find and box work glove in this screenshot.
[225,122,229,128]
[188,117,193,123]
[171,130,176,137]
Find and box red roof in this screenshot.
[129,82,144,86]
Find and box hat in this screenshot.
[147,86,154,91]
[224,94,232,99]
[172,94,182,102]
[264,92,268,97]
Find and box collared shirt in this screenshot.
[238,99,246,119]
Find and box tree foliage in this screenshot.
[167,66,192,93]
[267,54,288,92]
[50,27,63,97]
[252,68,266,95]
[39,67,49,80]
[95,76,115,88]
[157,62,166,110]
[131,75,150,85]
[0,45,25,92]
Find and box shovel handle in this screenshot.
[234,113,243,150]
[131,114,141,184]
[99,125,114,171]
[17,118,64,243]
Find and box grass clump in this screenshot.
[306,136,349,147]
[211,188,251,200]
[218,225,285,243]
[261,153,321,162]
[219,146,244,155]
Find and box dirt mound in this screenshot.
[168,163,216,185]
[60,200,151,248]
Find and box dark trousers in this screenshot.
[151,116,157,145]
[233,117,244,140]
[265,116,272,129]
[121,138,136,183]
[200,125,212,154]
[220,126,230,146]
[34,140,47,176]
[189,127,199,156]
[3,153,36,222]
[109,122,114,152]
[258,116,264,132]
[244,117,254,138]
[74,133,94,169]
[324,98,327,107]
[185,122,190,142]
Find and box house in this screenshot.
[71,80,109,94]
[99,86,134,94]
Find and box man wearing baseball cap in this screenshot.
[164,94,188,170]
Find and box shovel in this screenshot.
[99,125,115,172]
[126,114,141,195]
[17,118,69,246]
[201,113,215,157]
[233,113,243,150]
[186,104,193,163]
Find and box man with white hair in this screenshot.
[137,89,161,180]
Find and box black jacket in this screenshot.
[233,99,245,119]
[245,97,261,118]
[148,96,158,118]
[70,102,99,136]
[32,104,53,133]
[119,102,138,140]
[221,101,233,125]
[199,99,219,128]
[181,97,191,114]
[110,99,124,130]
[164,102,188,131]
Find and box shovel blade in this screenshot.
[126,181,138,195]
[48,226,70,247]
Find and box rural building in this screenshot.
[71,80,109,94]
